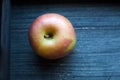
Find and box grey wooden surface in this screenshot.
[1,0,11,80]
[10,3,120,80]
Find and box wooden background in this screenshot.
[1,0,120,80]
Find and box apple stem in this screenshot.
[44,33,53,39]
[44,34,49,38]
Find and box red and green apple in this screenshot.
[28,13,76,59]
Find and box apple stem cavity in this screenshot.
[44,33,54,39]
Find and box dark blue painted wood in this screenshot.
[9,3,120,80]
[11,0,120,5]
[0,0,2,77]
[1,0,10,80]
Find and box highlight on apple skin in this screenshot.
[28,13,76,59]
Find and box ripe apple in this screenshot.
[28,13,76,59]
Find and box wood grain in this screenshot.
[1,0,11,80]
[10,3,120,80]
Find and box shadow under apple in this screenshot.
[33,51,75,80]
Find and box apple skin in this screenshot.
[28,13,76,59]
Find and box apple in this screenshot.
[28,13,76,59]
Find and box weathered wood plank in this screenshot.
[10,3,120,80]
[1,0,11,80]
